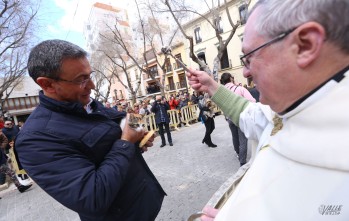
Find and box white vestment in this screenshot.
[215,70,349,221]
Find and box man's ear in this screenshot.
[36,77,57,93]
[295,22,326,68]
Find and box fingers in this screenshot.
[121,115,145,143]
[145,131,155,143]
[140,146,148,152]
[200,215,215,221]
[202,206,219,219]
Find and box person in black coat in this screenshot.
[15,40,165,221]
[151,95,173,147]
[198,93,217,148]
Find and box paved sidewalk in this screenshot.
[0,115,243,221]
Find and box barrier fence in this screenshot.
[141,104,221,132]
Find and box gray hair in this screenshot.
[27,39,87,82]
[250,0,349,53]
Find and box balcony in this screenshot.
[165,83,176,91]
[173,62,185,71]
[144,72,159,81]
[165,65,173,73]
[176,81,187,89]
[146,85,161,95]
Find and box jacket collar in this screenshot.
[38,91,126,119]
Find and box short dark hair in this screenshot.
[27,39,87,82]
[220,72,233,85]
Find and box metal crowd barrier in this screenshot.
[141,104,202,132]
[168,109,181,131]
[179,104,202,127]
[8,144,27,176]
[142,113,157,132]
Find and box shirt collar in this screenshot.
[279,64,349,116]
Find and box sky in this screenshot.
[36,0,203,50]
[37,0,130,50]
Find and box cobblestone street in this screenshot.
[0,115,242,221]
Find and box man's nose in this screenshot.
[87,78,95,89]
[242,66,252,79]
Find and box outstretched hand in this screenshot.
[186,68,220,96]
[201,206,219,221]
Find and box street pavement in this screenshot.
[0,115,245,221]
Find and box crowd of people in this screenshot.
[0,117,32,199]
[106,90,204,115]
[3,0,348,220]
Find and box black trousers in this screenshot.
[227,119,248,165]
[157,122,172,145]
[203,117,215,145]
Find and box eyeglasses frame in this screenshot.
[240,28,297,69]
[54,71,95,88]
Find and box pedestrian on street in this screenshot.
[2,120,20,154]
[198,93,217,148]
[220,73,255,166]
[0,120,20,185]
[15,39,165,221]
[151,95,173,147]
[0,131,32,193]
[187,0,349,219]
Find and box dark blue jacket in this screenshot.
[15,92,165,221]
[2,126,19,153]
[0,133,7,165]
[151,102,170,124]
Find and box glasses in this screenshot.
[55,71,95,88]
[240,28,296,69]
[4,123,11,126]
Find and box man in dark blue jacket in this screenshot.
[15,40,165,221]
[151,95,173,147]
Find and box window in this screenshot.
[149,65,158,77]
[165,58,172,72]
[194,27,202,43]
[220,48,230,69]
[197,52,207,71]
[239,4,248,25]
[175,54,183,69]
[214,17,223,34]
[146,83,160,94]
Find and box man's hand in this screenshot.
[186,68,219,96]
[201,206,219,221]
[139,131,155,152]
[121,114,145,143]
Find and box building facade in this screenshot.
[1,76,41,124]
[84,2,130,103]
[182,0,253,85]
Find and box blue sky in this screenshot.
[36,0,132,50]
[36,0,93,49]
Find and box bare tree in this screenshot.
[95,0,180,103]
[0,0,38,114]
[142,0,180,95]
[89,38,118,103]
[98,27,143,105]
[163,0,250,81]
